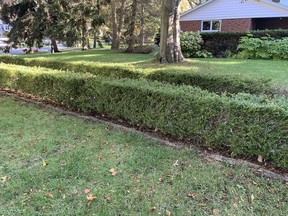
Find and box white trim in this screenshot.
[180,0,288,20]
[201,20,222,32]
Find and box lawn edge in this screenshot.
[1,90,287,182]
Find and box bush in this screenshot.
[201,30,288,57]
[180,31,203,57]
[237,36,288,60]
[131,45,157,54]
[0,63,287,169]
[146,70,273,95]
[0,55,273,95]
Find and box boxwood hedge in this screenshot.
[0,55,273,95]
[0,63,287,169]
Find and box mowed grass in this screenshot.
[21,49,288,89]
[0,96,287,215]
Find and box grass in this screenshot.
[0,95,287,215]
[20,49,288,89]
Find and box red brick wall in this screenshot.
[180,21,201,32]
[221,18,252,32]
[180,19,253,32]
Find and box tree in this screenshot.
[111,0,127,49]
[157,0,184,63]
[125,0,138,52]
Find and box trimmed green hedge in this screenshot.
[201,30,288,57]
[146,70,273,95]
[0,63,287,169]
[0,55,273,95]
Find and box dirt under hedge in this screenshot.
[0,63,287,170]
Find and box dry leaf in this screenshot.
[251,194,255,202]
[188,193,197,199]
[166,210,171,216]
[151,206,156,212]
[83,189,90,194]
[42,160,47,167]
[62,194,66,200]
[104,196,111,201]
[213,209,219,216]
[0,176,11,183]
[86,194,97,206]
[257,155,264,163]
[151,186,156,193]
[109,168,117,176]
[199,202,206,206]
[158,178,163,183]
[46,193,54,198]
[173,160,179,167]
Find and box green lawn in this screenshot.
[21,49,288,88]
[0,95,287,215]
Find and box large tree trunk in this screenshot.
[81,17,89,50]
[111,0,127,49]
[111,0,118,49]
[157,0,184,63]
[126,0,137,53]
[51,38,60,53]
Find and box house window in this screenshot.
[3,24,12,31]
[201,20,221,32]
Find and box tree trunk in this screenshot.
[93,32,97,49]
[111,0,118,49]
[126,0,137,53]
[81,19,89,50]
[157,0,184,63]
[140,3,145,46]
[51,38,60,53]
[111,0,127,49]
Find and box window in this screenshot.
[201,20,221,32]
[3,24,12,31]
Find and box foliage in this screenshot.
[130,45,157,54]
[237,36,288,60]
[200,30,288,57]
[0,0,107,49]
[0,55,274,95]
[0,63,287,169]
[180,31,203,57]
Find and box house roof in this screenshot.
[180,0,288,21]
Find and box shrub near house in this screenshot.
[237,36,288,60]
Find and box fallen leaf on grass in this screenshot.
[213,209,219,215]
[187,193,197,199]
[158,178,163,183]
[62,194,66,200]
[0,176,11,183]
[166,210,171,216]
[173,160,179,167]
[86,194,97,206]
[46,193,54,198]
[83,189,90,194]
[42,160,47,167]
[251,194,255,202]
[199,202,206,206]
[257,155,264,163]
[104,196,111,201]
[109,168,117,176]
[150,206,156,212]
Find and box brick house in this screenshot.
[180,0,288,32]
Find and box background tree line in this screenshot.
[0,0,209,62]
